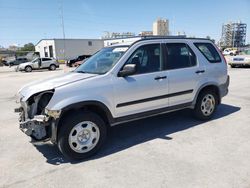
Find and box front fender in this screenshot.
[48,94,113,111]
[49,100,114,144]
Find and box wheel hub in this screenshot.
[201,94,215,116]
[77,130,90,143]
[205,100,211,110]
[68,121,100,153]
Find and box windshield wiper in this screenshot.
[76,70,102,74]
[76,70,88,73]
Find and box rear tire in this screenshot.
[57,111,107,160]
[25,66,32,72]
[230,65,236,68]
[193,90,218,120]
[49,64,56,71]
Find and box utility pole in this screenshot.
[232,24,235,48]
[60,0,66,61]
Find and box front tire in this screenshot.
[57,111,107,160]
[230,65,236,68]
[25,66,32,72]
[49,64,56,71]
[193,90,218,120]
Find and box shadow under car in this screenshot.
[34,103,240,165]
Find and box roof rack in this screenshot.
[139,35,211,40]
[128,36,212,47]
[140,35,187,39]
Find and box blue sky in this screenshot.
[0,0,249,47]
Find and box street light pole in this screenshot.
[60,0,66,62]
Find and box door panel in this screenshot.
[113,43,169,117]
[32,59,39,69]
[165,43,204,106]
[41,58,51,68]
[168,68,202,106]
[113,72,168,117]
[41,60,49,68]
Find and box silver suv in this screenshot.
[17,57,59,72]
[15,37,229,160]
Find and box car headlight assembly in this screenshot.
[45,109,61,119]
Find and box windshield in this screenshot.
[74,46,128,74]
[31,58,39,63]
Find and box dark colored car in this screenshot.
[66,55,91,67]
[8,58,28,66]
[2,60,8,66]
[73,58,89,67]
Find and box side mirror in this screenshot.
[118,64,136,77]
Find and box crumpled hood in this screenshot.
[19,72,96,101]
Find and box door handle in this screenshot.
[195,70,205,74]
[154,76,167,80]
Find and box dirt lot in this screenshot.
[0,65,250,188]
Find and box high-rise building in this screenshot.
[220,21,247,48]
[153,18,169,36]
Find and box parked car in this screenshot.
[66,55,91,67]
[17,57,59,72]
[15,37,229,160]
[73,58,89,67]
[222,48,238,56]
[7,57,28,66]
[228,49,250,68]
[2,60,8,66]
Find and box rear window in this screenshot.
[42,58,52,61]
[194,43,221,63]
[165,43,197,70]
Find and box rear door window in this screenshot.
[165,43,196,70]
[194,43,221,63]
[42,58,52,61]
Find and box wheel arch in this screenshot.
[50,63,56,67]
[192,84,221,107]
[53,101,114,143]
[25,65,32,70]
[24,65,33,72]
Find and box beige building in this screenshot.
[139,31,153,36]
[153,18,169,36]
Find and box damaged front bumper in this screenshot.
[15,89,60,143]
[15,106,60,143]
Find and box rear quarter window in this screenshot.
[194,43,221,63]
[42,58,52,61]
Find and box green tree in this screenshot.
[21,43,35,51]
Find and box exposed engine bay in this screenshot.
[16,90,54,141]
